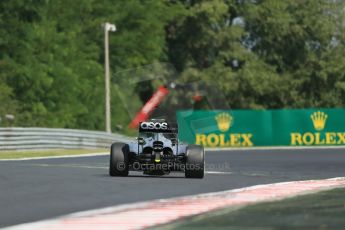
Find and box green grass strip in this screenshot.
[0,149,107,159]
[156,187,345,230]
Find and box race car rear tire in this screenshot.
[109,142,129,177]
[185,145,205,179]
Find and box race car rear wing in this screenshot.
[139,121,178,133]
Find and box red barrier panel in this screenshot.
[129,86,169,129]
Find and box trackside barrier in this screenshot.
[177,109,345,147]
[0,127,131,151]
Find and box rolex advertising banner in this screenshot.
[177,109,345,147]
[177,110,272,147]
[272,109,345,146]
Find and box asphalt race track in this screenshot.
[1,148,345,228]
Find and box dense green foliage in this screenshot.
[1,0,345,130]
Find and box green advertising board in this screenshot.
[272,109,345,146]
[177,109,345,147]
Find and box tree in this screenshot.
[243,0,345,108]
[166,0,345,109]
[0,0,180,130]
[1,0,344,130]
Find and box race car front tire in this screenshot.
[185,145,205,179]
[109,142,129,177]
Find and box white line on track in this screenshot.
[206,171,232,175]
[27,163,108,169]
[4,177,345,230]
[0,152,108,161]
[2,145,345,161]
[24,163,232,175]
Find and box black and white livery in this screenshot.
[109,119,205,178]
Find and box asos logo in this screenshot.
[140,122,168,130]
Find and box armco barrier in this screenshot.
[0,127,131,151]
[177,109,345,147]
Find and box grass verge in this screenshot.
[155,187,345,230]
[0,149,107,159]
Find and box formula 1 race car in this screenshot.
[109,119,204,178]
